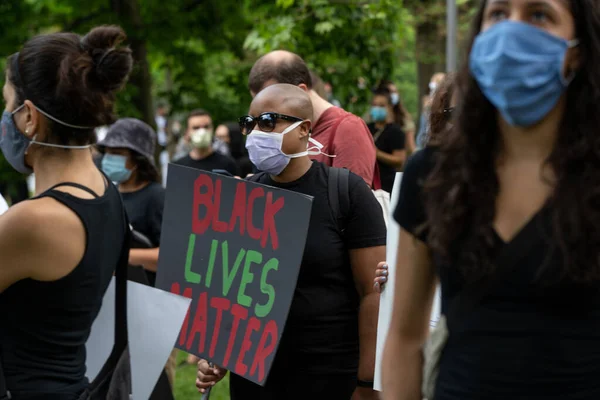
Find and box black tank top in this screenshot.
[0,180,126,400]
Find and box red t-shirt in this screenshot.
[310,107,377,186]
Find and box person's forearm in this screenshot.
[376,150,404,168]
[129,248,159,272]
[381,336,423,400]
[406,131,416,154]
[357,292,380,381]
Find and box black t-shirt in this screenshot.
[122,182,165,286]
[173,152,238,176]
[368,122,405,193]
[122,182,165,246]
[249,161,386,376]
[394,147,600,400]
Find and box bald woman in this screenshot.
[196,84,387,400]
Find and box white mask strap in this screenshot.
[307,137,335,158]
[30,134,92,150]
[281,120,304,135]
[287,136,336,159]
[14,103,94,130]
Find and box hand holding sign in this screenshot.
[196,360,227,393]
[156,165,313,386]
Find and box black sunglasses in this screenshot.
[238,112,303,134]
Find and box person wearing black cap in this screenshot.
[98,117,165,286]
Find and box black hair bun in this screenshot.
[81,25,133,92]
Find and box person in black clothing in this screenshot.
[382,1,600,400]
[367,88,406,193]
[374,74,457,292]
[0,26,132,400]
[98,118,165,286]
[196,83,386,400]
[172,109,238,176]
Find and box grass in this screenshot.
[173,351,230,400]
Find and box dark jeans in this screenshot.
[230,372,357,400]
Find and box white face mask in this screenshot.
[429,82,438,93]
[190,128,213,149]
[245,121,333,175]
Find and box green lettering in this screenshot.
[205,239,219,288]
[184,234,201,284]
[254,258,278,318]
[222,241,246,296]
[238,250,262,308]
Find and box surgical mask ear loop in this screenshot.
[562,39,580,85]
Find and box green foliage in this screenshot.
[242,0,408,116]
[0,0,479,189]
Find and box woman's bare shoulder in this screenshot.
[0,197,86,285]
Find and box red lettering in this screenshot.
[261,193,284,250]
[192,175,213,235]
[228,181,247,235]
[186,292,208,353]
[223,304,249,368]
[170,283,193,347]
[247,187,264,241]
[250,320,278,383]
[209,298,231,358]
[212,179,228,233]
[235,317,261,376]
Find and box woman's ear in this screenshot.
[22,100,41,140]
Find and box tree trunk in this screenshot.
[112,0,157,162]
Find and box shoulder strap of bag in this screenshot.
[112,202,131,366]
[88,196,131,392]
[328,167,351,236]
[447,208,549,330]
[373,127,385,143]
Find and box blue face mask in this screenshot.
[469,21,579,127]
[0,104,93,174]
[101,153,133,183]
[0,108,33,174]
[390,92,400,106]
[370,106,387,122]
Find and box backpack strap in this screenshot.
[328,167,351,236]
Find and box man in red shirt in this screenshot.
[248,50,378,186]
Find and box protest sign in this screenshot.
[156,165,313,386]
[86,279,191,400]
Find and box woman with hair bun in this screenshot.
[0,25,133,399]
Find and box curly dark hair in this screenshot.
[427,73,456,147]
[423,0,600,284]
